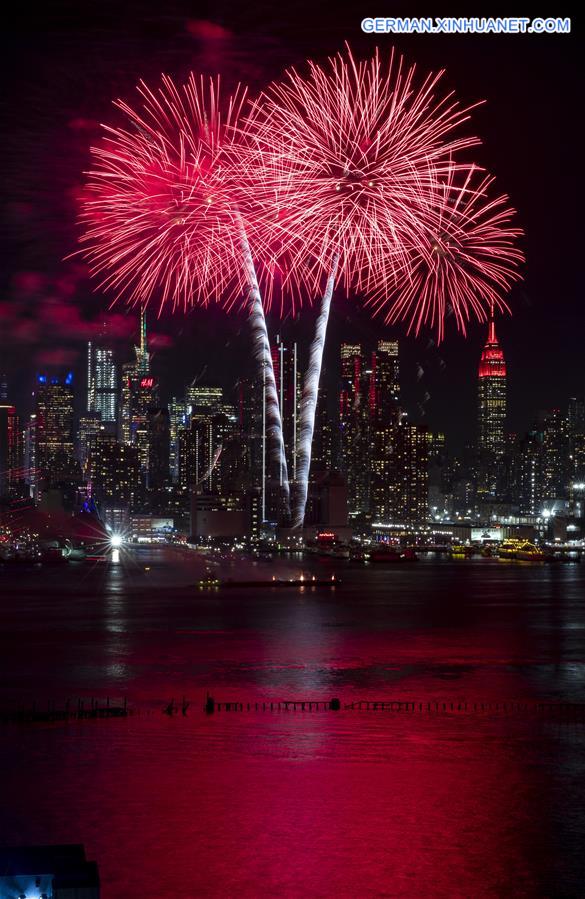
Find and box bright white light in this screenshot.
[110,534,123,548]
[541,509,552,519]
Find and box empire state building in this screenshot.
[478,315,507,458]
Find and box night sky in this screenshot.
[0,2,581,449]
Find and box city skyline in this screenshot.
[2,311,583,542]
[0,10,582,899]
[0,3,581,455]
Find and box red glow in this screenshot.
[140,377,155,388]
[479,319,506,378]
[78,48,523,342]
[371,166,524,342]
[79,75,251,314]
[234,46,485,318]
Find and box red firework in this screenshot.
[369,166,524,341]
[79,75,249,312]
[234,45,482,311]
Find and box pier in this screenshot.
[203,694,585,718]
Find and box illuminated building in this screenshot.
[311,387,333,475]
[237,376,262,489]
[119,308,150,445]
[169,397,189,482]
[272,336,300,480]
[339,343,370,516]
[24,413,36,496]
[89,434,140,508]
[178,403,238,496]
[34,373,76,496]
[87,339,117,423]
[369,339,400,414]
[77,413,103,477]
[148,407,171,489]
[567,397,585,482]
[186,385,224,418]
[539,407,569,501]
[371,410,429,526]
[517,429,544,515]
[118,312,160,477]
[478,316,507,458]
[0,404,20,497]
[369,340,406,522]
[131,375,159,475]
[396,420,429,524]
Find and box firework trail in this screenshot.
[370,166,524,340]
[294,255,339,526]
[196,444,223,489]
[238,46,482,528]
[78,74,290,517]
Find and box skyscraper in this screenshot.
[272,336,300,481]
[311,386,333,475]
[478,316,507,458]
[186,385,224,418]
[34,373,76,493]
[169,396,189,482]
[148,407,171,489]
[369,340,400,415]
[87,340,117,424]
[0,404,20,497]
[77,413,103,477]
[88,434,140,509]
[178,407,238,496]
[339,343,370,517]
[120,307,150,445]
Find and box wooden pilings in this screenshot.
[202,695,585,718]
[205,697,341,713]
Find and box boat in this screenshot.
[498,539,544,561]
[369,545,417,563]
[197,574,340,589]
[450,544,474,558]
[515,541,545,561]
[305,532,350,559]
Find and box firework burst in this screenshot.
[236,46,483,527]
[78,74,291,516]
[236,45,481,307]
[370,167,524,341]
[80,75,249,311]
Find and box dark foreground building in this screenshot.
[0,844,99,898]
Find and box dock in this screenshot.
[203,694,585,718]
